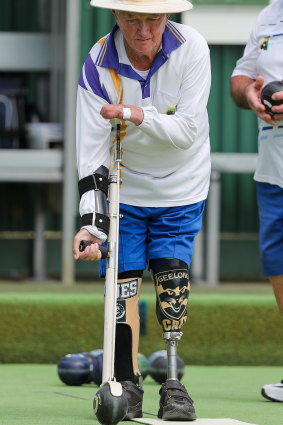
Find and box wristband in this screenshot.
[122,107,132,120]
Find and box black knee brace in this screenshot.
[149,258,190,332]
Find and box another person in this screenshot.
[231,0,283,403]
[73,0,211,419]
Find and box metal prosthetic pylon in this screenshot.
[163,331,183,380]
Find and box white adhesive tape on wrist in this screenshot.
[122,107,132,120]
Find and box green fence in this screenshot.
[0,0,48,32]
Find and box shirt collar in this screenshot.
[96,22,186,77]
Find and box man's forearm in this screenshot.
[230,75,254,109]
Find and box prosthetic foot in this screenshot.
[158,379,196,421]
[158,331,196,421]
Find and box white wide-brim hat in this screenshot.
[90,0,193,14]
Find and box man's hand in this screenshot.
[231,75,281,126]
[100,104,144,126]
[73,228,102,261]
[269,83,283,120]
[245,76,278,126]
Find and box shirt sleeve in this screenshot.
[231,17,259,79]
[138,49,211,150]
[76,84,112,241]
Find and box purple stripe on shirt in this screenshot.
[163,24,185,55]
[96,37,109,66]
[79,72,87,90]
[80,54,111,103]
[97,25,119,69]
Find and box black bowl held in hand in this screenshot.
[261,80,283,115]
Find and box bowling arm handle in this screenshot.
[79,240,108,259]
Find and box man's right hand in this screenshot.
[231,75,279,126]
[73,228,102,261]
[245,76,278,125]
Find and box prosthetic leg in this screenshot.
[115,273,144,419]
[150,258,197,421]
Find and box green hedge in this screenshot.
[0,293,282,365]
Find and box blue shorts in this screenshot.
[256,182,283,277]
[99,201,205,276]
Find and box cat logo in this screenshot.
[155,269,190,330]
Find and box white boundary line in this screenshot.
[132,418,258,425]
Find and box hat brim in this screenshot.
[90,0,193,14]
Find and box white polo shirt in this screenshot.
[77,21,211,240]
[232,0,283,189]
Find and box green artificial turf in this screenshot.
[0,287,283,365]
[0,364,282,425]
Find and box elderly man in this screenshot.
[73,0,211,420]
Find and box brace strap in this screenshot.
[78,166,109,199]
[81,212,110,234]
[79,165,109,234]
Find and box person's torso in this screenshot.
[254,1,283,188]
[89,22,211,205]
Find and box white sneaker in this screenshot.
[261,380,283,402]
